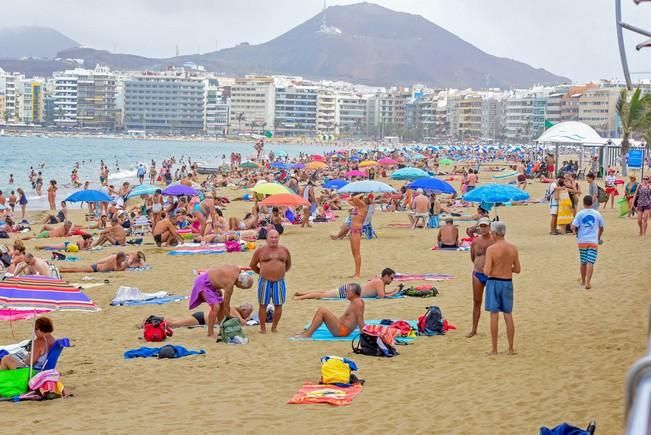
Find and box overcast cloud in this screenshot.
[0,0,648,83]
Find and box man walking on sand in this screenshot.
[466,217,495,338]
[249,229,291,333]
[571,195,604,290]
[483,221,520,355]
[188,265,254,338]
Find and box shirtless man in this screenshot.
[249,229,291,333]
[93,217,126,247]
[437,218,459,248]
[516,161,527,190]
[466,217,495,338]
[467,170,478,192]
[188,264,254,338]
[294,283,365,338]
[23,220,73,240]
[140,303,254,330]
[483,221,520,355]
[409,188,431,229]
[293,268,397,300]
[59,252,128,274]
[36,234,94,251]
[152,210,184,247]
[13,253,51,276]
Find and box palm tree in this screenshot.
[235,112,245,133]
[616,88,650,175]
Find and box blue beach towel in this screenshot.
[124,346,205,359]
[290,319,417,342]
[111,295,186,306]
[540,423,591,435]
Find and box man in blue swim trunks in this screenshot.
[483,221,520,355]
[467,217,494,338]
[249,229,291,333]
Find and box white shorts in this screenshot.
[549,206,558,215]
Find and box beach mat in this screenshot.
[431,246,470,252]
[394,273,454,282]
[111,295,186,306]
[320,293,405,301]
[291,319,417,342]
[168,243,226,256]
[288,383,362,406]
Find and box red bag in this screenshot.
[143,316,173,342]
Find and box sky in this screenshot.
[0,0,648,83]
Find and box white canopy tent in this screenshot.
[536,121,607,176]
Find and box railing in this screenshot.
[624,304,651,434]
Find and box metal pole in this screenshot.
[616,0,634,90]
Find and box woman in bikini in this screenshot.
[348,194,368,278]
[192,195,217,236]
[149,189,164,229]
[47,180,57,210]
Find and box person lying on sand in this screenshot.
[293,268,398,300]
[59,252,127,273]
[21,220,73,240]
[139,304,254,329]
[36,234,94,251]
[294,283,365,338]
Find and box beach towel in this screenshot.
[110,286,185,306]
[540,422,591,435]
[288,383,362,406]
[193,267,253,276]
[168,243,226,256]
[70,282,105,290]
[0,309,50,321]
[394,273,455,282]
[291,320,417,342]
[123,346,205,359]
[431,246,470,251]
[127,265,152,272]
[320,293,405,301]
[556,198,574,226]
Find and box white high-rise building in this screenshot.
[229,76,275,134]
[274,84,318,136]
[16,77,44,124]
[205,82,230,135]
[52,70,79,126]
[0,69,17,123]
[336,93,367,136]
[316,89,336,134]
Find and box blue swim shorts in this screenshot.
[473,271,489,285]
[257,277,286,306]
[484,278,514,313]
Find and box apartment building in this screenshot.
[456,94,483,139]
[0,69,17,122]
[16,77,44,124]
[205,81,230,135]
[336,93,367,135]
[578,87,620,137]
[76,66,118,129]
[274,84,318,136]
[123,72,207,134]
[52,70,79,126]
[229,76,275,134]
[316,89,336,134]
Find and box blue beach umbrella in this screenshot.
[65,189,112,203]
[271,161,288,169]
[337,180,396,194]
[323,179,348,190]
[127,184,159,198]
[391,167,430,180]
[407,177,456,194]
[463,184,530,203]
[290,162,305,170]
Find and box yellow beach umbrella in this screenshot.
[252,182,292,195]
[359,160,378,167]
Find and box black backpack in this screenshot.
[352,332,399,357]
[417,306,445,336]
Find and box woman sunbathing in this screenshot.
[0,317,56,370]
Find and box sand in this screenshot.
[1,179,649,434]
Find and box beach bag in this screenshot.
[320,356,352,384]
[417,306,445,336]
[597,186,608,203]
[225,240,241,252]
[544,185,554,202]
[143,315,173,342]
[219,316,244,342]
[402,285,439,298]
[0,367,31,398]
[352,332,398,357]
[617,198,629,217]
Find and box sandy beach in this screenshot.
[1,180,649,434]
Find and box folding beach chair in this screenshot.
[131,216,152,236]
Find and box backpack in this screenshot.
[597,185,608,203]
[417,306,445,336]
[219,316,244,342]
[352,332,399,357]
[143,315,173,342]
[320,355,356,384]
[544,184,554,202]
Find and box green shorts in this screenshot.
[36,231,49,239]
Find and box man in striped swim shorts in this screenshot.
[250,229,291,333]
[571,195,604,290]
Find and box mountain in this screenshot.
[0,4,569,88]
[0,26,79,59]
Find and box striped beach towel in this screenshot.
[168,243,226,256]
[394,273,455,282]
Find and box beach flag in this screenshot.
[544,119,555,130]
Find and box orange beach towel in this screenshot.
[288,383,362,406]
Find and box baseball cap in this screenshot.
[478,217,491,226]
[416,188,424,194]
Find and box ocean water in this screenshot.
[0,136,331,210]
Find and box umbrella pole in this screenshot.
[29,310,36,380]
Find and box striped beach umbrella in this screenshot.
[0,276,100,312]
